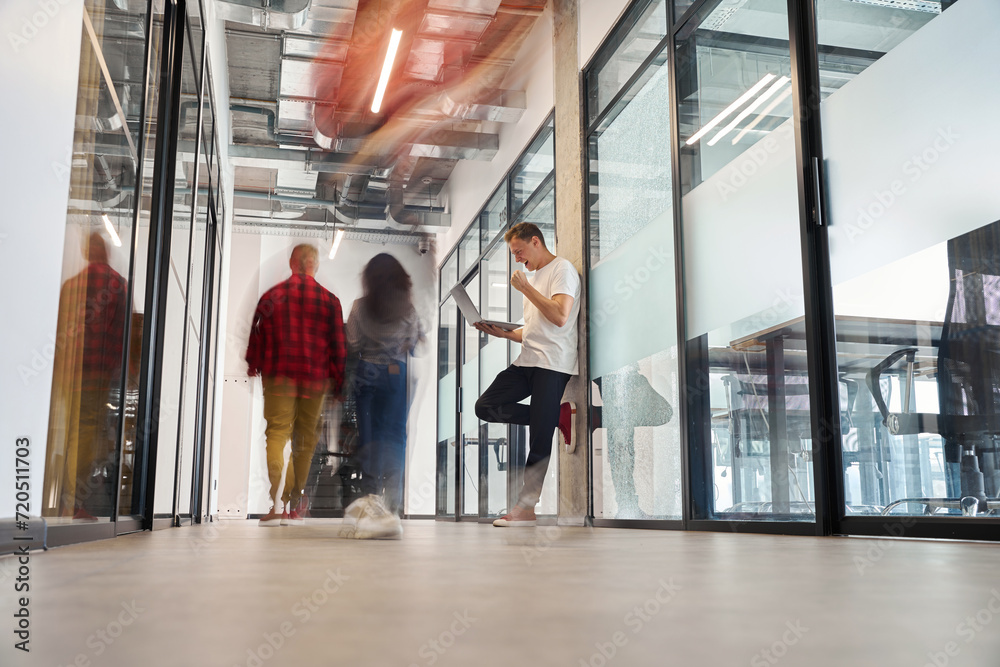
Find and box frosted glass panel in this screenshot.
[677,0,814,522]
[822,0,1000,286]
[819,0,1000,516]
[587,39,680,520]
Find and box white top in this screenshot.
[513,256,581,375]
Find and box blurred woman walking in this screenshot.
[344,253,424,538]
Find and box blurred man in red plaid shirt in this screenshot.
[246,244,346,526]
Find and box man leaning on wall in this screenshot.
[474,222,581,526]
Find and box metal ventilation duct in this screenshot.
[225,0,548,235]
[217,0,313,30]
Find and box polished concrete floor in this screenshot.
[2,520,1000,667]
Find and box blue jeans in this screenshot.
[353,359,408,513]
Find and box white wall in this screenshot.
[217,233,261,519]
[436,0,636,264]
[0,0,84,518]
[437,6,555,263]
[204,0,235,519]
[823,0,1000,286]
[579,0,633,69]
[217,232,438,517]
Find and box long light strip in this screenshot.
[328,229,346,259]
[731,87,793,145]
[102,214,122,247]
[708,76,790,146]
[685,73,776,146]
[371,29,403,114]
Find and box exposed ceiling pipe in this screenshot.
[216,0,314,30]
[232,221,427,247]
[232,188,448,226]
[229,145,377,175]
[231,104,276,141]
[436,89,526,123]
[385,174,451,228]
[495,4,545,16]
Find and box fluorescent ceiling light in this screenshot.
[732,87,793,145]
[685,73,776,146]
[371,29,403,114]
[708,76,790,146]
[329,229,345,259]
[102,213,122,247]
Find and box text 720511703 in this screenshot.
[13,436,32,653]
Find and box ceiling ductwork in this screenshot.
[436,88,526,122]
[228,145,377,174]
[224,0,548,237]
[217,0,314,31]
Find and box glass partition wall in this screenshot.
[676,1,815,527]
[586,0,682,523]
[437,118,555,521]
[814,0,1000,533]
[38,0,225,544]
[433,0,1000,540]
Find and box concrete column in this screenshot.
[552,0,588,525]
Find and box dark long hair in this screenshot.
[361,253,413,323]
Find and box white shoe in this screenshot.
[340,495,379,537]
[353,495,402,540]
[342,495,375,529]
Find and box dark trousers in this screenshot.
[475,365,570,508]
[354,359,408,514]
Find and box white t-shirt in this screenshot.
[513,256,581,375]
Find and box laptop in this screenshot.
[450,283,521,331]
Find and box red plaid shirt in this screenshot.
[246,273,346,396]
[57,262,128,391]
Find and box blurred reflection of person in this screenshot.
[594,363,672,519]
[343,253,425,539]
[44,231,128,521]
[247,244,346,527]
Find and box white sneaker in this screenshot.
[353,495,403,540]
[342,495,375,529]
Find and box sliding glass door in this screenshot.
[815,0,1000,523]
